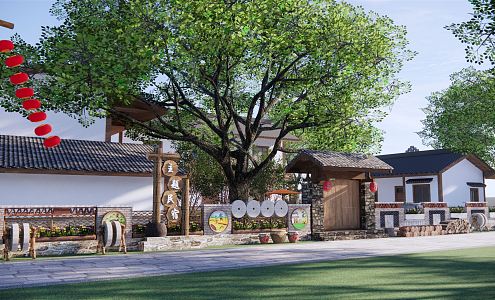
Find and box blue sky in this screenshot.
[1,0,493,195]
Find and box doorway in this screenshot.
[323,179,361,230]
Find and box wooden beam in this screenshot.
[0,19,14,29]
[182,177,190,237]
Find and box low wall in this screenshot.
[0,238,143,258]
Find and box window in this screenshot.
[412,184,431,203]
[395,186,405,202]
[470,188,480,202]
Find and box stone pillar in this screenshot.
[302,182,324,233]
[466,202,488,220]
[360,182,376,230]
[374,202,404,229]
[96,207,133,245]
[423,202,450,225]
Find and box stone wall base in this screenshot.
[0,238,143,258]
[313,230,388,241]
[140,234,261,252]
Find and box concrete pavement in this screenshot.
[1,232,495,290]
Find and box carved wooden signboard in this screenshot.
[162,160,181,224]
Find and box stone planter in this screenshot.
[258,233,270,244]
[270,229,287,244]
[287,232,299,243]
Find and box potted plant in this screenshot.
[258,233,270,244]
[270,228,287,244]
[287,232,299,243]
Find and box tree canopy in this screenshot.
[0,0,413,200]
[420,67,495,166]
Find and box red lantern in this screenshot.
[5,55,24,68]
[34,124,52,136]
[0,40,14,53]
[44,136,61,148]
[370,181,378,193]
[323,180,332,191]
[9,72,29,85]
[22,99,41,110]
[15,87,34,99]
[28,111,47,123]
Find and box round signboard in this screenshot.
[161,190,178,208]
[232,200,247,218]
[260,200,275,217]
[167,176,183,191]
[291,208,309,230]
[102,211,127,226]
[246,200,261,218]
[208,210,229,233]
[166,205,181,223]
[162,160,178,176]
[274,200,289,217]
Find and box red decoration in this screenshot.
[44,136,61,148]
[323,180,332,192]
[34,124,52,136]
[0,40,14,53]
[9,72,29,85]
[370,181,378,193]
[28,111,47,123]
[22,99,41,110]
[5,54,24,68]
[15,87,34,99]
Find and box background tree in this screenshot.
[446,0,495,65]
[420,67,495,166]
[0,0,413,201]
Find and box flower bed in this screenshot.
[36,225,95,239]
[233,218,286,231]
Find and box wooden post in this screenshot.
[151,145,163,224]
[0,19,14,30]
[29,226,37,259]
[182,177,190,236]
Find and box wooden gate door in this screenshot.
[323,179,360,230]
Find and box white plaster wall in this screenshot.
[442,158,485,207]
[375,177,403,202]
[0,173,153,210]
[405,175,439,203]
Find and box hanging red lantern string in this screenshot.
[34,124,52,136]
[9,72,29,85]
[44,136,61,148]
[22,99,41,110]
[28,111,47,123]
[323,180,333,192]
[15,87,34,99]
[1,33,61,148]
[369,181,378,193]
[0,40,14,52]
[5,54,24,68]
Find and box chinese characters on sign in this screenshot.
[161,160,181,223]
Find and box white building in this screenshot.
[374,150,495,207]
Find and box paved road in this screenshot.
[1,232,495,290]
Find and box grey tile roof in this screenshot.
[375,150,464,176]
[296,149,393,170]
[0,135,155,174]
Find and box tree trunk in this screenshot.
[228,179,250,202]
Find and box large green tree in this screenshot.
[0,0,413,200]
[420,67,495,166]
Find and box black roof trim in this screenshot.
[467,182,486,188]
[406,178,433,184]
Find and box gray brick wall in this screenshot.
[202,204,232,235]
[96,207,133,244]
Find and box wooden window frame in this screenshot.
[412,184,431,203]
[394,186,405,202]
[470,188,480,202]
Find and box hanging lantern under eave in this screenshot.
[0,40,14,53]
[5,54,24,68]
[369,181,378,193]
[323,180,332,192]
[34,124,52,136]
[22,99,41,110]
[15,87,34,99]
[44,136,61,148]
[28,111,47,122]
[9,72,29,85]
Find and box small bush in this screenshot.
[449,206,465,213]
[489,207,495,213]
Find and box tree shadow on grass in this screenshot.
[1,247,495,300]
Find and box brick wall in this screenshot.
[361,182,377,230]
[287,204,311,240]
[96,207,133,244]
[202,204,232,235]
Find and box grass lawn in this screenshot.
[1,246,495,300]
